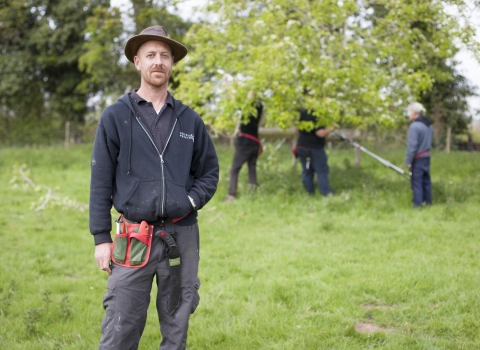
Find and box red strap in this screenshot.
[292,145,309,158]
[173,210,191,223]
[121,212,190,225]
[238,132,263,156]
[414,150,429,159]
[238,132,260,143]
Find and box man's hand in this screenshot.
[406,164,411,169]
[95,242,112,274]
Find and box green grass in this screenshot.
[0,142,479,349]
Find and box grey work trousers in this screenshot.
[99,223,200,350]
[228,144,259,196]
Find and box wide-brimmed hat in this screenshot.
[124,25,188,63]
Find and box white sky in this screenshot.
[111,0,480,119]
[454,1,480,120]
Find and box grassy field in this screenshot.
[0,141,479,349]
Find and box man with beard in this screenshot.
[405,102,433,207]
[90,26,219,349]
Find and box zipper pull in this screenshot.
[160,155,164,163]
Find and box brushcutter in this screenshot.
[333,130,410,178]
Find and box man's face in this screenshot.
[134,40,174,89]
[409,110,417,122]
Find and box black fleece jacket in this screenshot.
[89,93,219,245]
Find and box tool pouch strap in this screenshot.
[294,145,311,159]
[155,220,181,314]
[111,216,153,268]
[238,132,264,157]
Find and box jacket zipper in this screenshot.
[135,114,178,217]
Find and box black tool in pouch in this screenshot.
[155,222,181,314]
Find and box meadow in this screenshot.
[0,140,479,349]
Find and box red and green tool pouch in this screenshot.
[111,217,153,268]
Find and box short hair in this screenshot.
[407,102,426,115]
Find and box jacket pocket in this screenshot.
[124,180,162,221]
[165,179,191,218]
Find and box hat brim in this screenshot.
[124,35,188,63]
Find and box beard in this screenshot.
[142,65,172,89]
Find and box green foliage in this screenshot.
[0,0,110,145]
[370,2,478,146]
[174,0,479,133]
[421,62,478,146]
[21,292,73,336]
[23,307,43,335]
[0,280,16,316]
[78,5,124,94]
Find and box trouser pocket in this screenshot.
[191,287,200,314]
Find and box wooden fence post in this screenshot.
[64,121,70,148]
[354,148,361,167]
[445,126,451,154]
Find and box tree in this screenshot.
[173,0,480,134]
[78,5,124,96]
[0,0,109,144]
[368,1,479,144]
[420,63,477,146]
[0,0,50,144]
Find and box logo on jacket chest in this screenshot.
[180,132,194,142]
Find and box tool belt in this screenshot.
[111,216,153,268]
[292,145,310,159]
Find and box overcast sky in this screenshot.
[454,3,480,119]
[112,0,480,119]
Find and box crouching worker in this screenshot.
[89,25,219,350]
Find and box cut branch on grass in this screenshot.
[10,164,88,212]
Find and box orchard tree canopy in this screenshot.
[174,0,480,133]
